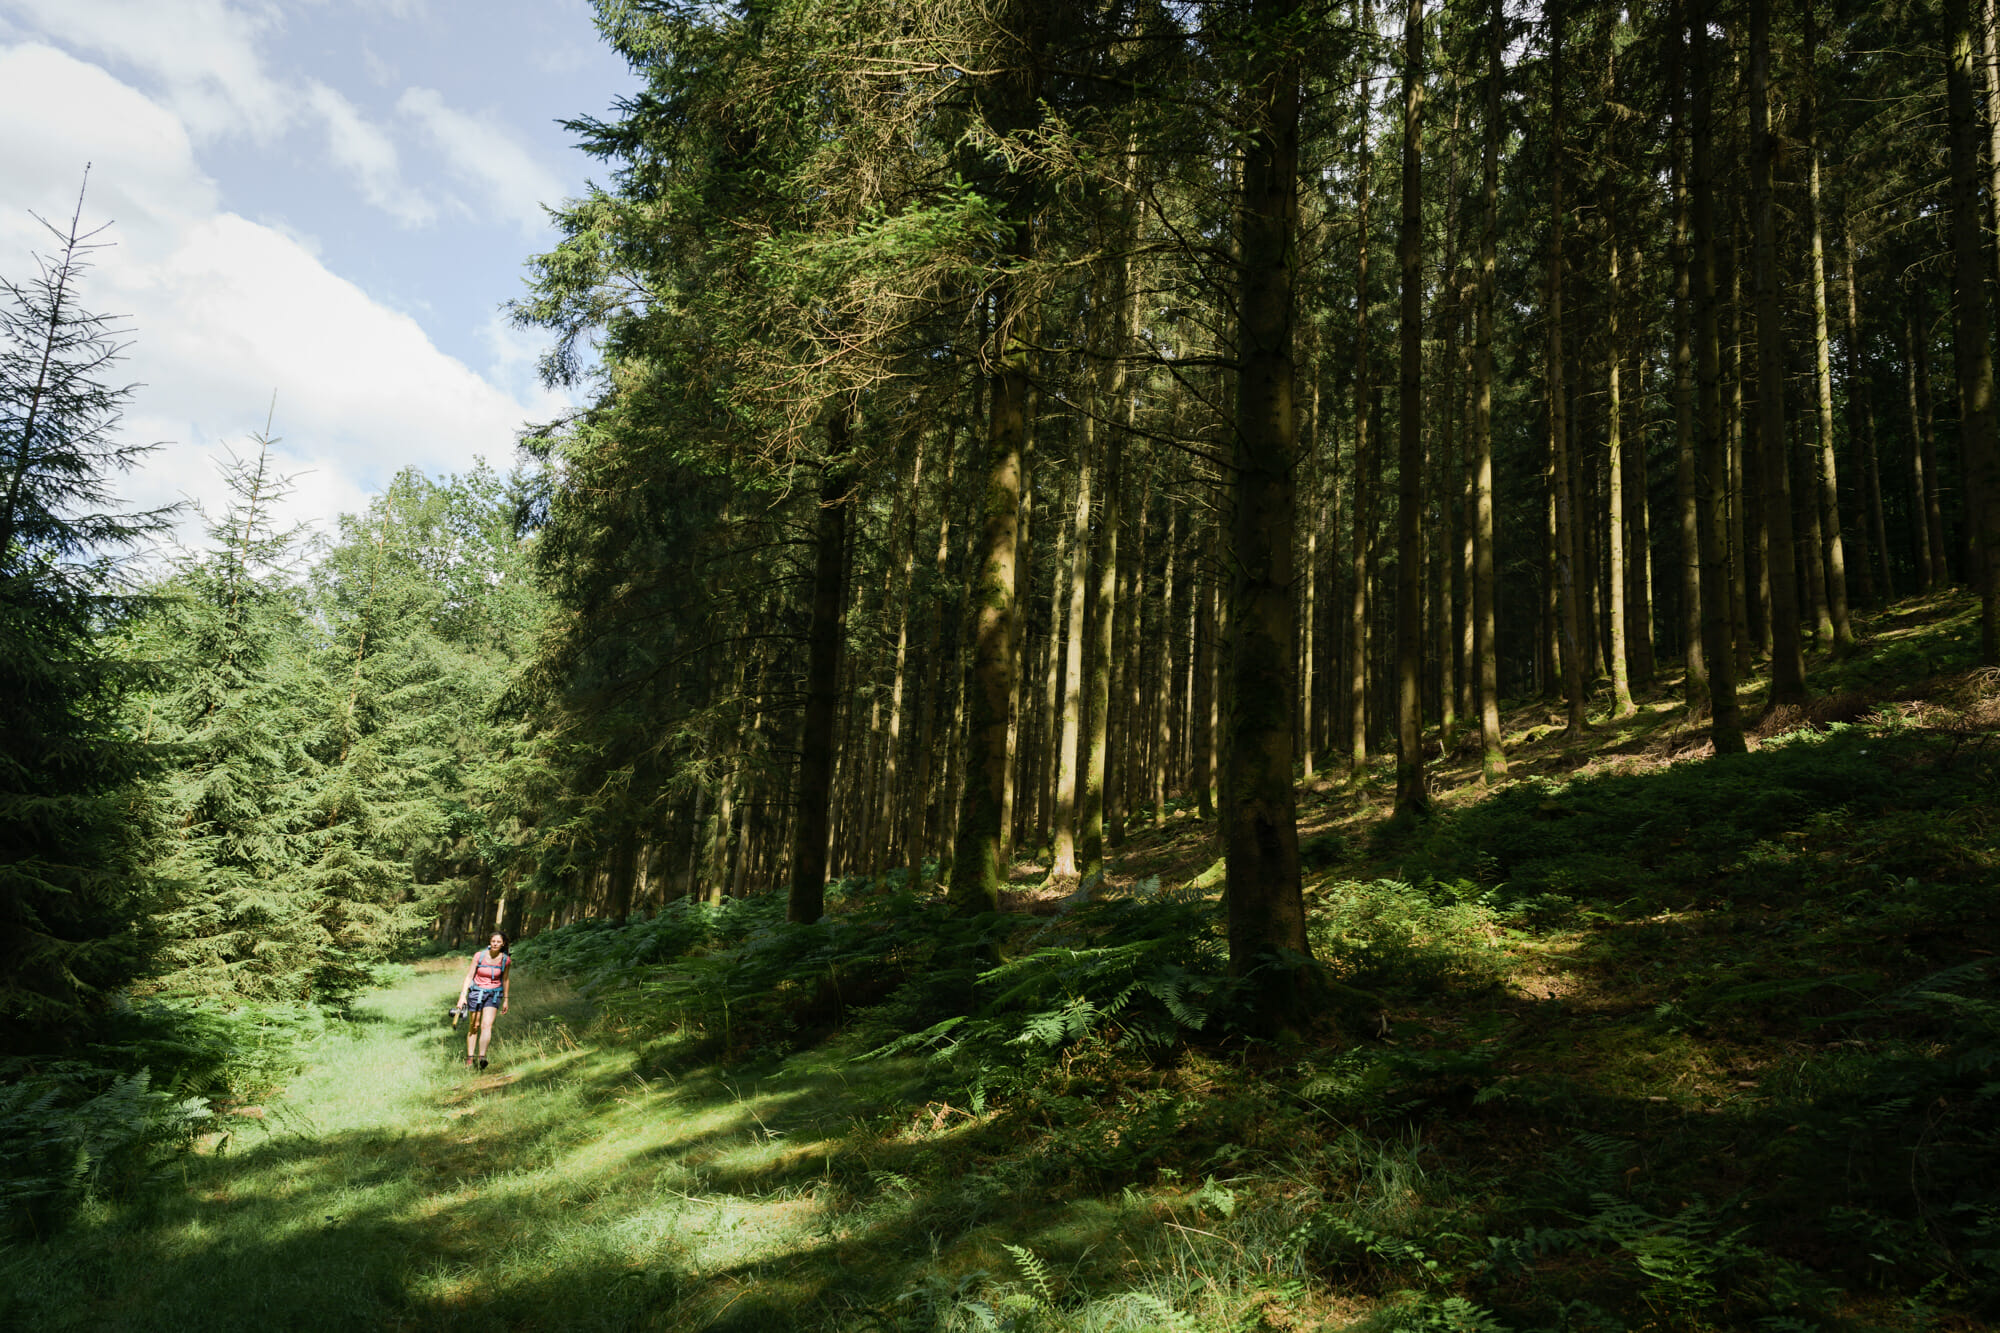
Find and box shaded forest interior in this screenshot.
[4,0,2000,1328]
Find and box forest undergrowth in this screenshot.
[4,591,1997,1333]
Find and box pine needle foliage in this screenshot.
[142,439,326,1002]
[0,186,171,1052]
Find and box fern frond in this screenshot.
[1004,1243,1058,1311]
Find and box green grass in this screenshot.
[0,963,1278,1331]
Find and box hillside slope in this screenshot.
[6,591,1996,1332]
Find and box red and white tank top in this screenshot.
[471,950,509,988]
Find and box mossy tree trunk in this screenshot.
[949,0,1040,915]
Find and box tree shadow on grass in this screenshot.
[15,961,1918,1333]
[2,1029,1181,1333]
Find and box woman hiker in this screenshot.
[455,932,511,1070]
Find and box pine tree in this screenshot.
[144,436,326,1002]
[0,184,171,1050]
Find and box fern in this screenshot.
[1003,1243,1059,1313]
[1284,1211,1449,1284]
[0,1064,211,1234]
[856,1015,967,1062]
[1390,1295,1513,1332]
[1190,1176,1238,1219]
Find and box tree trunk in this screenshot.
[1156,503,1177,823]
[1546,5,1588,738]
[1301,386,1319,779]
[1804,0,1854,651]
[1192,516,1217,820]
[1626,280,1658,687]
[1119,465,1149,835]
[1394,0,1429,816]
[787,418,850,923]
[907,427,959,891]
[1842,217,1889,604]
[1907,298,1940,590]
[1000,402,1035,871]
[1795,409,1832,648]
[951,291,1028,913]
[1050,433,1091,876]
[884,438,929,865]
[1225,0,1311,1020]
[1749,0,1806,704]
[1349,5,1376,780]
[1728,232,1759,669]
[1948,0,2000,662]
[1438,348,1462,751]
[1078,334,1121,885]
[948,0,1041,911]
[1474,0,1507,780]
[1456,367,1478,732]
[1692,0,1744,752]
[1605,175,1636,719]
[1433,81,1464,752]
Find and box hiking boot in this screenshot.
[478,1058,489,1071]
[464,1056,475,1070]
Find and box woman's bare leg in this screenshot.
[477,1006,497,1061]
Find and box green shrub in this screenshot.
[0,995,322,1235]
[1308,879,1509,998]
[515,895,785,994]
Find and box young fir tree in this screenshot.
[0,186,172,1052]
[144,437,327,1002]
[298,473,442,990]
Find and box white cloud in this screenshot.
[360,43,398,88]
[1,1,447,230]
[1,0,291,141]
[398,86,566,236]
[0,43,215,234]
[305,81,434,227]
[308,0,431,19]
[0,43,538,543]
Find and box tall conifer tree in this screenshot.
[0,188,169,1048]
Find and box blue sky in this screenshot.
[0,0,645,544]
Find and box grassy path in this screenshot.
[5,962,952,1332]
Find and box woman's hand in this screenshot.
[501,999,509,1013]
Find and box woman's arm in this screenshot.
[500,957,510,1012]
[458,954,478,1001]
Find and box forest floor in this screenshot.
[6,590,1997,1332]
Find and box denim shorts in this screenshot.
[466,985,503,1011]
